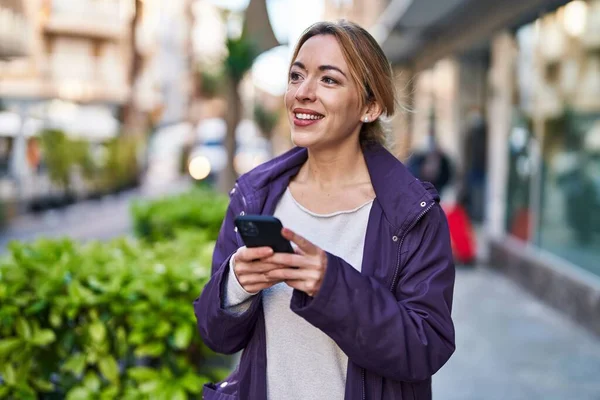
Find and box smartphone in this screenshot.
[234,215,294,253]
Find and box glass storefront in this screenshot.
[507,0,600,276]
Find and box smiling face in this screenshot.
[284,34,367,151]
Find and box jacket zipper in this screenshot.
[390,202,434,292]
[233,182,248,211]
[361,201,435,400]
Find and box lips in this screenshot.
[292,108,324,127]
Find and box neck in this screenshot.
[297,137,370,189]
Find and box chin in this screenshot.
[290,130,319,148]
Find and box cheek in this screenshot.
[284,87,295,108]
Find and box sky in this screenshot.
[206,0,325,95]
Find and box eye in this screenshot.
[322,76,339,85]
[289,71,302,82]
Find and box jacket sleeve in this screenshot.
[290,204,455,382]
[193,194,263,355]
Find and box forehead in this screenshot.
[294,35,349,72]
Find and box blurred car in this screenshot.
[187,118,271,183]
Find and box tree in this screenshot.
[121,0,147,138]
[218,35,258,193]
[217,0,279,192]
[254,102,279,139]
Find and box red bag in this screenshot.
[442,203,476,264]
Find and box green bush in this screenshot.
[131,189,228,243]
[39,130,142,197]
[40,130,75,191]
[100,136,141,193]
[0,232,230,399]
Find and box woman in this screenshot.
[195,20,455,400]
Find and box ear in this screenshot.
[361,100,383,122]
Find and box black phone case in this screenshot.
[234,215,294,253]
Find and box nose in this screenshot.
[294,79,316,102]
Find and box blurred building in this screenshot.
[0,0,31,60]
[0,0,198,213]
[324,0,388,27]
[0,0,134,212]
[375,0,600,335]
[1,0,130,104]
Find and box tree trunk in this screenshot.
[218,78,241,193]
[122,0,146,137]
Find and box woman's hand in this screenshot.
[263,228,327,297]
[232,246,284,293]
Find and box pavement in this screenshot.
[434,266,600,400]
[2,182,600,400]
[0,178,192,252]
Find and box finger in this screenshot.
[284,279,319,297]
[266,267,319,282]
[293,245,306,256]
[238,272,280,286]
[263,253,316,269]
[281,228,319,255]
[236,261,286,275]
[244,281,281,293]
[283,279,305,292]
[235,246,273,262]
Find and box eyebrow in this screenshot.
[292,61,347,78]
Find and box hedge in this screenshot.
[0,230,229,399]
[130,188,228,243]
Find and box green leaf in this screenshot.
[180,373,206,394]
[127,367,159,382]
[138,380,160,393]
[31,329,56,346]
[115,327,128,358]
[14,359,33,384]
[15,318,32,340]
[100,386,119,400]
[25,299,47,315]
[83,371,101,392]
[173,324,192,349]
[155,320,171,338]
[66,387,93,400]
[134,342,165,358]
[14,384,36,400]
[62,353,87,376]
[89,321,106,343]
[49,311,62,328]
[32,378,55,392]
[0,338,21,357]
[98,355,119,383]
[2,364,16,385]
[128,330,145,345]
[170,388,187,400]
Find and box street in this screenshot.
[0,178,192,252]
[1,186,599,400]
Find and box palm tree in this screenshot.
[218,35,257,192]
[121,0,146,137]
[217,0,279,193]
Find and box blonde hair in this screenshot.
[290,20,396,147]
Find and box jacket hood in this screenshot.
[237,144,440,233]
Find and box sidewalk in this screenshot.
[0,178,192,252]
[434,266,600,400]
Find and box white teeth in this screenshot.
[295,113,323,120]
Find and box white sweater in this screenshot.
[225,188,373,400]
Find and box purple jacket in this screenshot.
[194,144,455,400]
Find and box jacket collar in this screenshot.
[237,143,440,233]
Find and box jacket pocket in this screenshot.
[202,383,238,400]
